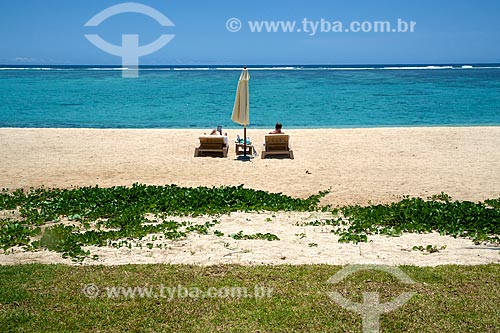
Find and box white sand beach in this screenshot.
[1,127,499,206]
[0,127,499,266]
[1,211,499,267]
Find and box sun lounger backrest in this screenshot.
[264,134,289,151]
[195,136,229,157]
[198,136,225,149]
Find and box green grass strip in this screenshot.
[1,264,499,332]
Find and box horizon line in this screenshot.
[2,62,500,67]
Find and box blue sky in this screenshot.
[1,0,499,65]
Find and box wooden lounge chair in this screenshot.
[261,134,294,159]
[194,136,228,157]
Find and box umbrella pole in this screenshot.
[243,126,247,157]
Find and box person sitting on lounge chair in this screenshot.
[269,122,284,134]
[210,126,228,145]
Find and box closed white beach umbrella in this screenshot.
[231,66,250,158]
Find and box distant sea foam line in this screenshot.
[1,64,500,71]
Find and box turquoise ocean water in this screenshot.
[1,64,499,129]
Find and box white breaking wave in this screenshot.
[172,68,210,71]
[383,66,454,70]
[0,67,53,70]
[463,66,500,69]
[213,67,298,70]
[324,67,376,70]
[1,65,500,71]
[86,68,128,71]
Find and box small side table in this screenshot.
[235,143,255,155]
